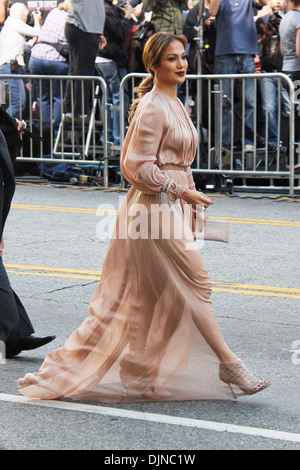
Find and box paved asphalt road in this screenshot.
[0,179,299,452]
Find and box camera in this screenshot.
[266,9,284,34]
[135,20,155,45]
[112,0,138,22]
[113,0,126,13]
[27,7,42,26]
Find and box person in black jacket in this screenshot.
[183,1,216,76]
[95,0,134,148]
[0,108,55,358]
[183,2,216,134]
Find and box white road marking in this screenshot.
[0,393,300,444]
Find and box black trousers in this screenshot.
[0,258,34,344]
[0,130,34,346]
[64,22,100,116]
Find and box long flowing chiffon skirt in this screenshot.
[18,169,231,402]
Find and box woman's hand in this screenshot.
[32,10,42,26]
[181,190,213,235]
[15,119,26,134]
[181,188,214,211]
[181,189,214,238]
[122,2,133,20]
[99,35,107,50]
[32,10,42,21]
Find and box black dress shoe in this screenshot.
[15,334,56,351]
[6,335,56,358]
[6,348,22,359]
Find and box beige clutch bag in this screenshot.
[195,218,230,243]
[204,219,230,243]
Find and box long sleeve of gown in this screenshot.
[121,99,189,202]
[186,166,196,191]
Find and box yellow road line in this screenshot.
[5,264,101,281]
[11,204,118,215]
[10,204,300,227]
[212,216,300,227]
[15,182,129,191]
[211,282,300,294]
[212,288,300,300]
[5,264,101,276]
[5,264,300,299]
[6,270,100,281]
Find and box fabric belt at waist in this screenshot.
[159,164,187,172]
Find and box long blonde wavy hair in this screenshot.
[128,32,188,123]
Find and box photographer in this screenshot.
[256,0,289,151]
[0,2,41,118]
[280,0,300,168]
[183,1,216,135]
[142,0,188,35]
[132,0,189,70]
[184,0,216,75]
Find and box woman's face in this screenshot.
[153,40,188,88]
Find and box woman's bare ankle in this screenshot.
[218,352,237,364]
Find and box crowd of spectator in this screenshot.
[0,0,299,165]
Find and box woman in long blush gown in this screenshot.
[17,33,269,402]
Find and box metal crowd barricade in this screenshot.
[0,73,111,187]
[1,71,299,195]
[120,72,299,196]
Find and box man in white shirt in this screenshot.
[0,2,41,118]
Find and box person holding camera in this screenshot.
[184,0,216,75]
[0,2,41,118]
[279,0,300,170]
[256,0,289,151]
[142,0,188,35]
